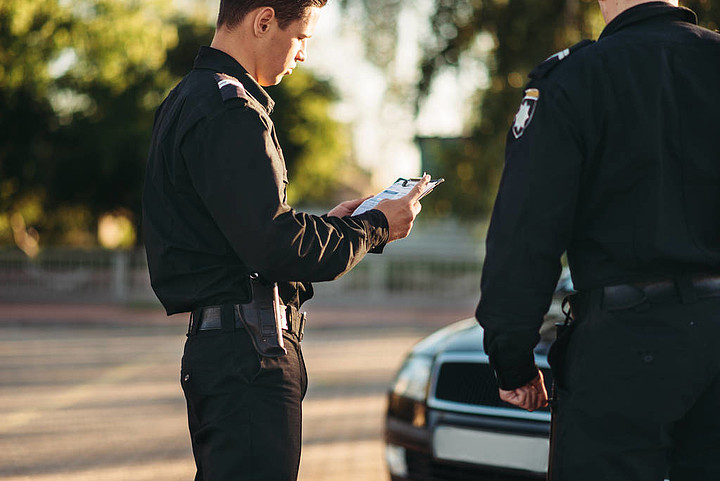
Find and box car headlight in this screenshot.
[391,355,433,402]
[388,355,433,427]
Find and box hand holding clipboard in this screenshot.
[352,174,445,216]
[353,174,444,243]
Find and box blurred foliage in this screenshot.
[0,0,350,249]
[344,0,720,220]
[269,70,354,205]
[0,0,177,248]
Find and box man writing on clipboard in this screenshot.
[142,0,435,479]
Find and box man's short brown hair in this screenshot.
[217,0,328,30]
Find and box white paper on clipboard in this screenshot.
[352,177,444,216]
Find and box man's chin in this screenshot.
[259,75,286,87]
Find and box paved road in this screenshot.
[0,304,472,481]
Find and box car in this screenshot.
[384,318,554,480]
[383,278,574,481]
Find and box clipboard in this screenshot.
[352,176,444,216]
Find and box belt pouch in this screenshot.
[548,294,578,389]
[188,309,201,335]
[298,311,307,341]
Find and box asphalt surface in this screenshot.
[0,302,473,481]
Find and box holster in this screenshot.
[547,294,577,390]
[237,278,287,358]
[547,294,576,481]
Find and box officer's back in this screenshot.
[477,3,720,479]
[554,6,720,288]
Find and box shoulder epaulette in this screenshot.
[214,73,249,102]
[530,39,595,80]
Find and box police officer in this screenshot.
[142,1,428,480]
[475,1,720,479]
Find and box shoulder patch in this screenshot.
[214,73,248,102]
[512,88,540,139]
[530,39,595,80]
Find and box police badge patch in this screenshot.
[512,89,540,139]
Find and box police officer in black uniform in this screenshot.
[142,1,428,480]
[475,1,720,479]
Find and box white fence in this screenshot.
[0,248,152,304]
[0,224,485,308]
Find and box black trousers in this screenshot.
[550,291,720,481]
[181,326,308,481]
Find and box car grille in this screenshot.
[433,362,553,412]
[406,449,542,481]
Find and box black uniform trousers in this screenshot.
[551,285,720,480]
[181,316,308,481]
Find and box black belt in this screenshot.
[189,304,306,339]
[601,275,720,310]
[191,305,244,330]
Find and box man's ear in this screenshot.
[253,7,276,37]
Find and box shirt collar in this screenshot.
[193,46,275,114]
[599,2,698,40]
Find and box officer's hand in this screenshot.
[374,175,429,242]
[498,371,548,412]
[327,196,372,218]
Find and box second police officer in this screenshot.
[476,0,720,479]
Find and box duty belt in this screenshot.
[189,303,306,340]
[601,275,720,310]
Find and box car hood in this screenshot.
[410,318,552,358]
[411,318,484,357]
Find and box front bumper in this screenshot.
[386,410,549,481]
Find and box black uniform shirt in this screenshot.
[143,47,389,315]
[477,3,720,389]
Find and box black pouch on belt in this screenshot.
[238,277,287,358]
[547,294,577,390]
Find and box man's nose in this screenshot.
[296,40,308,62]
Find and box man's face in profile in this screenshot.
[257,7,320,86]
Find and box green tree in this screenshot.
[0,0,351,249]
[0,0,178,247]
[268,71,352,204]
